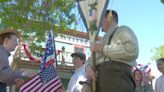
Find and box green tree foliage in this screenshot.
[161,0,164,4]
[0,0,76,54]
[151,45,164,61]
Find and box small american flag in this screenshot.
[41,30,56,70]
[19,64,62,92]
[19,30,62,92]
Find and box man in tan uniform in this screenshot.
[84,10,139,92]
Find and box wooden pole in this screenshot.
[92,51,96,92]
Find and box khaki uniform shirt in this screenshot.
[86,25,139,67]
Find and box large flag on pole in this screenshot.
[40,30,56,70]
[19,30,62,92]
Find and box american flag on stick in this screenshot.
[40,30,57,70]
[19,30,62,92]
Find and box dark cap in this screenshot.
[71,52,86,60]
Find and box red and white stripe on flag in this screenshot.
[19,64,62,92]
[19,75,62,92]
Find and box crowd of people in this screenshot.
[0,9,163,92]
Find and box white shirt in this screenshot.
[155,75,164,92]
[66,66,87,92]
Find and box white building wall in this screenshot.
[55,33,91,66]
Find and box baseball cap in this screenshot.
[71,52,86,60]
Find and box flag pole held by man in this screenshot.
[19,30,62,92]
[84,10,139,92]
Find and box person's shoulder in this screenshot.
[118,25,131,28]
[117,25,133,32]
[157,75,164,80]
[116,25,137,37]
[0,45,3,49]
[115,25,133,35]
[155,75,164,83]
[0,46,6,53]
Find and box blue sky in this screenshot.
[105,0,164,68]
